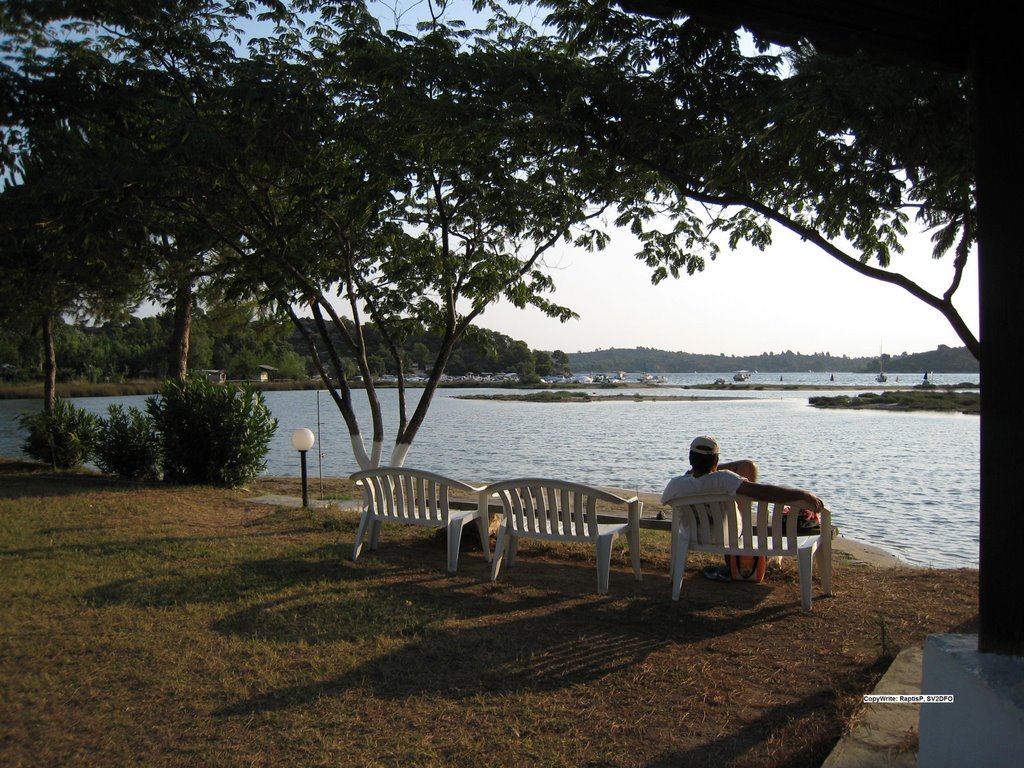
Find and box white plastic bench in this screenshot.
[667,494,832,610]
[484,478,643,594]
[350,468,491,573]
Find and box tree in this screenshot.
[0,134,147,411]
[1,1,294,386]
[537,0,978,358]
[0,0,270,401]
[189,4,673,468]
[551,349,571,373]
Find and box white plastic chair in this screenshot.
[668,494,832,609]
[484,478,642,594]
[350,468,490,573]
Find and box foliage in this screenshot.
[146,377,278,486]
[1,4,162,410]
[569,344,979,374]
[198,4,687,468]
[17,397,99,468]
[0,311,559,384]
[539,0,978,358]
[94,405,163,481]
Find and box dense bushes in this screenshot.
[146,377,278,486]
[18,377,277,485]
[18,397,99,469]
[94,405,163,481]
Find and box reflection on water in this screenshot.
[0,374,979,568]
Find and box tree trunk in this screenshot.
[168,280,193,381]
[42,315,57,415]
[390,442,411,467]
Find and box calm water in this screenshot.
[0,371,980,568]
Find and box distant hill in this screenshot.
[565,345,978,374]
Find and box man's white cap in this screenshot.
[690,436,720,455]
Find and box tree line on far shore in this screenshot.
[0,308,572,385]
[0,308,976,389]
[568,345,979,375]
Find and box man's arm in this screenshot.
[736,480,824,513]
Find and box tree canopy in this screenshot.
[1,0,980,466]
[537,0,977,356]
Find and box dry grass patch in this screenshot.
[1,465,977,767]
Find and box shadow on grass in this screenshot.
[213,553,795,716]
[81,543,369,607]
[0,470,145,499]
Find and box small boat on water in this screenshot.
[733,370,751,382]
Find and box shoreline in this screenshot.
[0,379,979,401]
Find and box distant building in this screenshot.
[201,369,227,384]
[257,365,279,382]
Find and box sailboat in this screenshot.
[876,345,888,383]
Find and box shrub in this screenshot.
[95,405,162,481]
[146,377,278,486]
[18,397,99,469]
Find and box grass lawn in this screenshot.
[1,463,977,767]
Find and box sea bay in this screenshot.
[0,371,980,569]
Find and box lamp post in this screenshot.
[290,428,315,508]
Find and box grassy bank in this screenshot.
[1,464,977,767]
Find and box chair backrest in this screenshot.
[669,494,812,554]
[483,479,633,541]
[351,468,481,524]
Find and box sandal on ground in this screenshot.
[702,565,731,582]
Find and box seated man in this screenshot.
[661,435,825,580]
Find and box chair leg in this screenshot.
[798,546,814,610]
[474,514,492,563]
[596,533,615,595]
[817,540,833,597]
[352,512,372,562]
[629,521,642,582]
[508,535,519,565]
[368,519,382,550]
[670,532,691,601]
[491,526,509,581]
[446,518,468,574]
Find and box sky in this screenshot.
[474,224,978,360]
